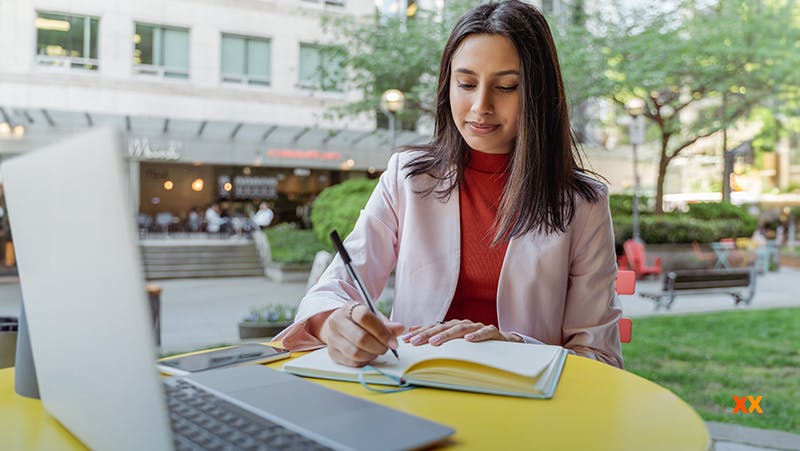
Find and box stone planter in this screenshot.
[264,262,311,283]
[238,321,292,340]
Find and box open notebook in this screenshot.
[283,339,568,399]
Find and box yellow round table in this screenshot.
[0,354,710,450]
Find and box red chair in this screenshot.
[616,270,635,343]
[618,318,633,344]
[691,241,715,268]
[623,239,662,279]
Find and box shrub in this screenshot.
[242,304,297,323]
[265,223,328,264]
[609,194,655,217]
[608,194,634,216]
[686,202,755,222]
[311,178,379,245]
[611,215,757,246]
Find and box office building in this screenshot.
[0,0,429,222]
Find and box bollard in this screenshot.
[0,316,18,369]
[145,284,162,347]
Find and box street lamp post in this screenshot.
[625,98,646,243]
[381,89,405,151]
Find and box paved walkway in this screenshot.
[3,268,797,352]
[1,267,798,450]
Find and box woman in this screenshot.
[276,0,622,368]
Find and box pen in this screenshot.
[329,230,399,359]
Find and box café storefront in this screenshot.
[0,108,429,228]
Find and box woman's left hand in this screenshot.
[402,319,523,346]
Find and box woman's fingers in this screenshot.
[427,321,484,346]
[404,320,484,346]
[349,304,402,351]
[464,325,504,342]
[403,322,448,344]
[322,302,404,367]
[404,320,519,346]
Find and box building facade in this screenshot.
[0,0,432,224]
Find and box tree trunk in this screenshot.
[654,136,672,215]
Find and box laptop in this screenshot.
[1,128,454,451]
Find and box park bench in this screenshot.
[639,268,756,310]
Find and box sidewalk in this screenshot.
[1,268,798,450]
[1,267,798,353]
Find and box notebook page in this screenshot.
[285,339,562,380]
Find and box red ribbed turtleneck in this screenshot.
[444,149,511,327]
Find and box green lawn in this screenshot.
[622,308,800,434]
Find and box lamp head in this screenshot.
[381,89,405,113]
[625,98,645,117]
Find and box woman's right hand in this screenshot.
[319,302,405,367]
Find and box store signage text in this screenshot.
[128,137,182,161]
[266,149,341,161]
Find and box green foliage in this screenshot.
[612,215,756,245]
[608,194,635,216]
[265,223,329,264]
[611,200,757,244]
[321,0,474,128]
[376,299,393,318]
[311,178,379,245]
[624,308,800,433]
[686,202,755,222]
[242,304,297,324]
[750,106,780,154]
[564,0,800,213]
[608,194,655,217]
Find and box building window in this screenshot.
[133,23,189,79]
[35,12,99,71]
[221,34,271,86]
[298,44,345,92]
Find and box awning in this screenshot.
[0,106,431,171]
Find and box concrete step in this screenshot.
[139,241,264,279]
[144,268,266,279]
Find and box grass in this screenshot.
[623,308,800,433]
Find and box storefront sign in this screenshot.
[128,137,182,161]
[233,175,278,199]
[266,149,341,161]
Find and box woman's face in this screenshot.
[449,33,520,155]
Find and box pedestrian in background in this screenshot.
[252,202,274,230]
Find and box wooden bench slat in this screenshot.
[641,267,757,310]
[672,279,750,290]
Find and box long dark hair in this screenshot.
[403,0,600,242]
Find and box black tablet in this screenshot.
[157,343,290,376]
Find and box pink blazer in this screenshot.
[276,151,623,368]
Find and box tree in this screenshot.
[321,1,474,130]
[568,0,800,213]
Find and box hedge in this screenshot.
[265,223,328,264]
[612,215,756,246]
[310,178,379,246]
[609,196,757,245]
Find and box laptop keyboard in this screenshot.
[164,378,333,451]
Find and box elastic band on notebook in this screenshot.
[358,365,415,394]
